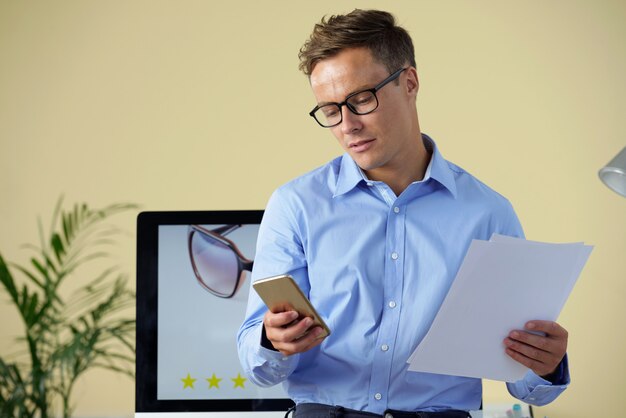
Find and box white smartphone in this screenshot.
[252,274,331,338]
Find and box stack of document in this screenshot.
[407,234,593,382]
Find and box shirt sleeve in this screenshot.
[236,187,309,387]
[491,196,525,239]
[506,355,570,405]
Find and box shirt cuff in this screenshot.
[240,324,299,387]
[253,324,299,370]
[506,355,570,406]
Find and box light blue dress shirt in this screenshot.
[237,135,569,414]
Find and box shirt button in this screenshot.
[381,344,389,352]
[374,393,382,400]
[384,413,394,418]
[393,206,400,213]
[388,301,397,309]
[391,252,399,260]
[367,182,373,187]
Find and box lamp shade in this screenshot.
[599,146,626,197]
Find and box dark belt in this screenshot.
[292,403,471,418]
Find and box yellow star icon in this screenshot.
[207,373,222,389]
[181,373,197,389]
[231,373,247,389]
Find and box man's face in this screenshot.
[309,47,419,179]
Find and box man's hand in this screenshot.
[504,320,568,379]
[263,310,326,356]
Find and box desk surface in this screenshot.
[471,403,533,418]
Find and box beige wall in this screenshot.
[1,1,624,417]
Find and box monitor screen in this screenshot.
[136,211,293,417]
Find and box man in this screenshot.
[237,9,569,418]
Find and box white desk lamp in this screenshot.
[599,147,626,197]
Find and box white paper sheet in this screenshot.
[407,234,593,382]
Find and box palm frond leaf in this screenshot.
[0,198,138,418]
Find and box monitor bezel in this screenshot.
[136,210,294,413]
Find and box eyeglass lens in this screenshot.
[315,91,378,127]
[190,230,240,297]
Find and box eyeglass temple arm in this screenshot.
[211,224,242,236]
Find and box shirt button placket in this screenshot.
[369,202,403,412]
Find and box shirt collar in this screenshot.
[333,134,458,198]
[422,134,458,198]
[333,153,366,197]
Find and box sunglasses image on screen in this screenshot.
[187,224,253,298]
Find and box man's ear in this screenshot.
[406,67,419,97]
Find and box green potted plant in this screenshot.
[0,199,137,418]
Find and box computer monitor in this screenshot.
[136,211,293,417]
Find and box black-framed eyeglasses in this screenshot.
[187,224,253,298]
[309,67,408,128]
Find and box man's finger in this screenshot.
[264,310,298,328]
[504,346,555,377]
[273,326,325,356]
[526,320,568,339]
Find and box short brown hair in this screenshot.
[298,9,416,76]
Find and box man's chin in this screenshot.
[351,156,381,174]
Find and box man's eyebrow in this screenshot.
[347,83,373,96]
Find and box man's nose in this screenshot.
[340,106,362,134]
